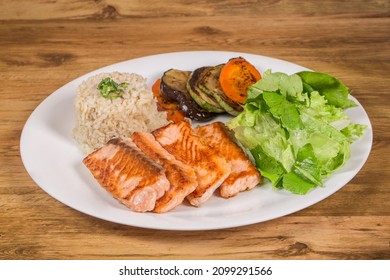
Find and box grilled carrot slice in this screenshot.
[219,57,261,104]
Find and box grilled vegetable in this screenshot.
[219,57,262,104]
[160,69,215,122]
[198,64,243,116]
[152,79,185,122]
[186,67,225,113]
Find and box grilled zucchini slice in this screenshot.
[186,66,225,113]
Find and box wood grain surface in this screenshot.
[0,0,389,260]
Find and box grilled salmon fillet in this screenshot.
[83,138,170,212]
[131,131,198,213]
[195,122,261,198]
[152,121,231,206]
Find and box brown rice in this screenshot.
[72,72,169,154]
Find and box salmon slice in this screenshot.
[131,131,198,213]
[152,120,231,206]
[195,122,261,198]
[83,138,170,212]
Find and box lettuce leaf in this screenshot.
[297,71,357,108]
[282,171,315,195]
[341,123,368,141]
[251,145,285,187]
[262,91,303,130]
[293,143,322,187]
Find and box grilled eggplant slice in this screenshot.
[186,67,225,113]
[160,69,215,122]
[198,64,243,116]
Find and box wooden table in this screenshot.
[1,0,389,260]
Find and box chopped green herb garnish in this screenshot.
[97,77,128,98]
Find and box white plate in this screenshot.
[20,51,372,230]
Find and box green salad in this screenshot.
[227,70,366,194]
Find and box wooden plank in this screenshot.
[0,214,388,259]
[0,0,388,20]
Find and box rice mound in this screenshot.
[72,72,169,154]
